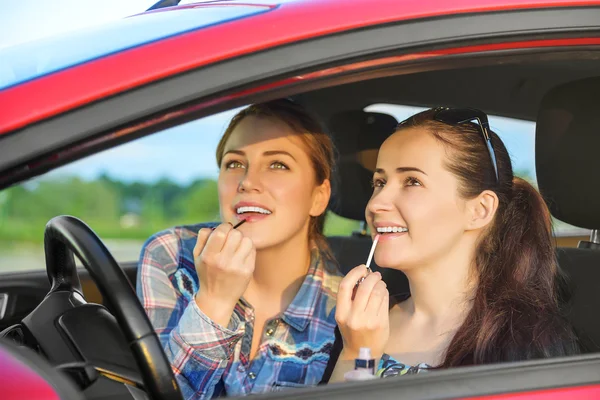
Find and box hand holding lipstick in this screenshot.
[335,264,390,361]
[193,221,255,327]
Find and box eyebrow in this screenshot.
[224,149,296,161]
[375,167,428,175]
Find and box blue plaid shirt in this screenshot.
[137,223,342,399]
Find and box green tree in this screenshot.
[177,179,221,223]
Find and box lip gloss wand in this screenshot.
[352,234,380,299]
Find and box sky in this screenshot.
[0,1,537,185]
[0,0,158,49]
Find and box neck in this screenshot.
[401,235,477,326]
[245,227,313,312]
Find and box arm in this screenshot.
[137,231,244,400]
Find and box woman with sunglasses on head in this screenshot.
[138,99,342,398]
[325,107,579,382]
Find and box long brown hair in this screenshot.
[215,99,335,254]
[396,113,578,366]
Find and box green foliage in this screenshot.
[0,176,358,244]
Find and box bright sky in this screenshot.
[0,0,537,185]
[0,0,157,49]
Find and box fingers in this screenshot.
[352,271,382,312]
[337,265,368,320]
[202,223,233,259]
[221,228,244,259]
[336,265,382,325]
[193,227,213,258]
[231,237,255,277]
[364,280,388,318]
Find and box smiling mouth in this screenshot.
[376,226,408,234]
[236,206,272,215]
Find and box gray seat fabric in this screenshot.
[536,77,600,353]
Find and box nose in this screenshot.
[238,165,262,193]
[366,185,395,217]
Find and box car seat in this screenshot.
[536,76,600,353]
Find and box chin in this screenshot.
[374,252,415,271]
[239,224,287,250]
[374,253,402,269]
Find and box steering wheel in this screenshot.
[14,215,181,400]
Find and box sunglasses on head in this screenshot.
[398,107,499,182]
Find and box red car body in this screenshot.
[2,0,600,398]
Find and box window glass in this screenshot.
[0,103,587,273]
[0,106,362,273]
[0,109,240,272]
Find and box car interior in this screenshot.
[2,48,600,399]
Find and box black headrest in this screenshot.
[328,111,397,220]
[329,161,373,221]
[536,77,600,229]
[329,110,398,155]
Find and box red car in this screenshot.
[2,0,600,399]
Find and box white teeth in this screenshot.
[376,226,408,233]
[236,206,272,215]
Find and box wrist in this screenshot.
[195,292,237,327]
[341,347,383,361]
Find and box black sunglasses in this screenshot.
[398,107,499,182]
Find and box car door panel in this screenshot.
[0,262,138,332]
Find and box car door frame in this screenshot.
[1,6,600,399]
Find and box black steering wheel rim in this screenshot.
[44,215,181,400]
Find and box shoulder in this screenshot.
[313,254,343,322]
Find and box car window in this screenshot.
[365,104,590,240]
[0,108,357,273]
[0,109,238,273]
[0,104,588,273]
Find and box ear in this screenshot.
[309,179,331,217]
[465,190,498,231]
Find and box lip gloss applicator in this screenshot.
[233,220,247,229]
[352,234,380,299]
[364,234,380,275]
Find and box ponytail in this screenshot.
[442,177,579,366]
[395,118,579,367]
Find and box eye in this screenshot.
[372,178,386,188]
[405,177,422,187]
[269,161,289,170]
[225,160,244,170]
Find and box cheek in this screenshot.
[410,197,464,242]
[401,191,462,231]
[217,175,238,206]
[269,174,313,211]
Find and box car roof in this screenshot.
[1,0,600,135]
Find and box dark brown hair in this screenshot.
[396,112,578,366]
[216,99,335,254]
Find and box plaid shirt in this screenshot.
[137,223,342,400]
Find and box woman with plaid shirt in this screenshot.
[137,99,342,399]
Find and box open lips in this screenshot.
[235,204,272,222]
[376,226,408,233]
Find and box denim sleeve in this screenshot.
[137,230,244,399]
